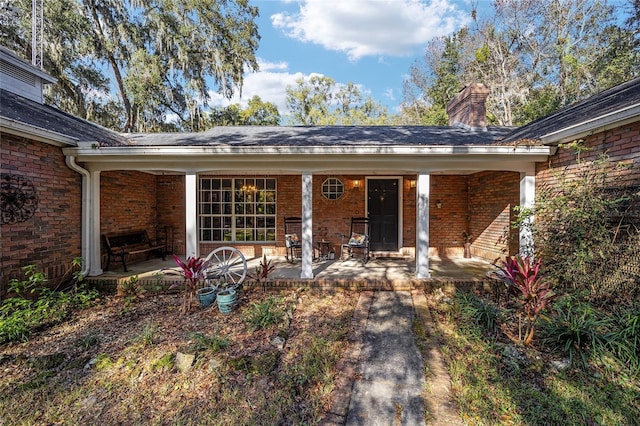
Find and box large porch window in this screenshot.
[199,178,276,242]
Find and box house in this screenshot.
[2,45,639,292]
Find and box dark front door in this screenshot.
[367,179,399,251]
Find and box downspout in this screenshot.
[65,155,91,277]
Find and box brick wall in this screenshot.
[469,172,520,261]
[157,175,185,255]
[402,177,416,252]
[535,121,640,242]
[101,171,159,266]
[429,175,469,253]
[537,121,640,188]
[1,134,81,287]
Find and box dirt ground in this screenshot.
[0,288,360,425]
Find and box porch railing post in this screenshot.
[415,173,431,278]
[519,171,535,258]
[301,173,314,278]
[185,173,198,259]
[88,170,102,276]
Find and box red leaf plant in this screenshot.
[494,254,556,346]
[167,254,212,314]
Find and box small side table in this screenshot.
[316,240,331,260]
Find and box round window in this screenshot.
[321,178,344,200]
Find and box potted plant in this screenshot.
[462,231,472,258]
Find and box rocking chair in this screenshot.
[341,217,371,263]
[284,216,302,262]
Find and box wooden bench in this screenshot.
[103,230,166,272]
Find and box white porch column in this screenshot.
[88,170,102,276]
[519,171,535,257]
[301,173,314,279]
[415,173,431,278]
[185,173,198,258]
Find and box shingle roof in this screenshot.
[127,125,514,147]
[501,77,640,143]
[0,89,131,147]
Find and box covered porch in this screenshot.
[88,251,498,292]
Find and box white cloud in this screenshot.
[206,59,319,116]
[271,0,468,61]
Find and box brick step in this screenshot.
[371,251,411,259]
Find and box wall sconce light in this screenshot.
[409,179,417,189]
[436,200,442,209]
[353,179,361,190]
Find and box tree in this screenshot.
[403,0,639,126]
[285,77,394,125]
[285,76,334,125]
[0,0,260,133]
[82,0,259,132]
[402,31,467,125]
[1,0,116,124]
[241,96,280,126]
[203,97,280,127]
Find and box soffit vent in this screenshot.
[1,60,37,86]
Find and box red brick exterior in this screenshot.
[469,172,520,261]
[429,173,518,261]
[536,121,640,189]
[430,175,469,252]
[1,134,81,287]
[100,171,154,265]
[1,156,520,290]
[195,173,516,261]
[156,175,185,255]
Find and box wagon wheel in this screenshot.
[204,246,247,287]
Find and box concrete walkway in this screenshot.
[346,291,427,425]
[324,291,463,425]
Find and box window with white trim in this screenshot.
[199,178,276,242]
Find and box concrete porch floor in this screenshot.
[91,252,497,289]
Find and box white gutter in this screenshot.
[1,117,79,147]
[64,144,552,157]
[541,103,640,144]
[65,156,91,278]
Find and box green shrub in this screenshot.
[541,296,609,365]
[187,331,229,353]
[518,149,638,302]
[605,303,640,372]
[455,291,502,336]
[0,264,99,344]
[243,295,290,331]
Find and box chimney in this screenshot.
[446,83,490,130]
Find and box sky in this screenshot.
[207,0,480,119]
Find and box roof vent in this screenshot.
[1,60,37,86]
